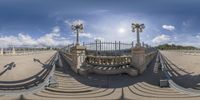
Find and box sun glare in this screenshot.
[118,28,125,33]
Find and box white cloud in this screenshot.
[71,32,93,38]
[93,37,105,41]
[0,26,71,47]
[196,33,200,39]
[37,26,61,46]
[152,34,171,44]
[79,33,93,38]
[52,26,60,33]
[18,33,37,45]
[162,25,175,31]
[65,19,84,26]
[71,32,106,43]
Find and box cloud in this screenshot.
[79,33,93,38]
[93,37,105,41]
[52,26,60,33]
[152,34,171,44]
[18,33,38,45]
[71,32,93,38]
[0,26,71,47]
[37,26,62,46]
[65,19,84,26]
[196,33,200,39]
[162,25,175,31]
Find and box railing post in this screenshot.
[12,46,15,55]
[131,46,146,74]
[96,40,97,55]
[83,42,85,46]
[132,41,134,48]
[100,40,101,52]
[70,45,86,74]
[0,48,3,55]
[115,41,117,50]
[142,42,144,47]
[119,41,121,50]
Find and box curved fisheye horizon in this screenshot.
[1,0,200,100]
[0,0,200,48]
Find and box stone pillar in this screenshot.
[131,47,146,74]
[70,45,86,73]
[0,48,3,55]
[136,28,141,47]
[12,47,16,55]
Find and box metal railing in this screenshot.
[84,41,134,56]
[60,43,75,53]
[83,41,134,51]
[0,52,59,95]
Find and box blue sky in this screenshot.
[0,0,200,47]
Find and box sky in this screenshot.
[0,0,200,47]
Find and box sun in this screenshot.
[118,28,125,33]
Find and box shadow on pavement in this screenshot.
[162,55,200,89]
[0,62,16,76]
[57,53,160,88]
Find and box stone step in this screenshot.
[128,84,191,98]
[34,88,117,99]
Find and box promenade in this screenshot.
[0,51,56,81]
[160,50,200,89]
[1,52,200,100]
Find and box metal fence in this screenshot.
[61,43,75,53]
[83,41,134,51]
[83,41,134,56]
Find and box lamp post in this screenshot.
[131,23,145,47]
[71,20,84,46]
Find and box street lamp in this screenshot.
[71,20,84,45]
[131,23,145,47]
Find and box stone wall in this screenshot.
[61,44,157,76]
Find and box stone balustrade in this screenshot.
[60,43,157,76]
[85,55,131,66]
